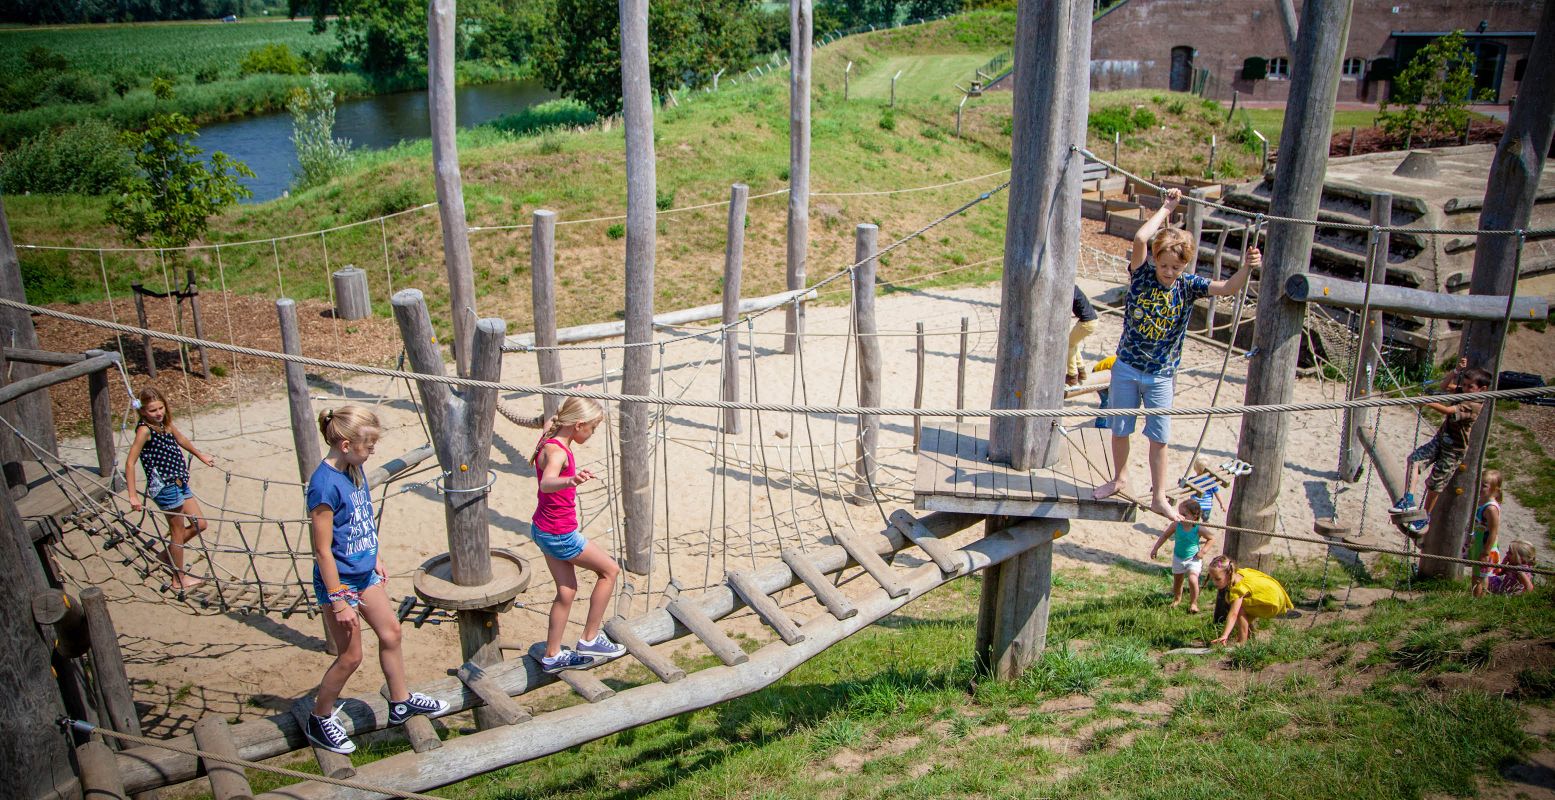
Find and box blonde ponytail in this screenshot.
[530,397,606,466]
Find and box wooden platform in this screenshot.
[913,423,1136,522]
[14,459,111,542]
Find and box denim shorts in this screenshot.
[312,568,383,608]
[152,480,195,512]
[1107,360,1175,443]
[530,524,587,561]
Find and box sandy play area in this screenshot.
[41,271,1550,744]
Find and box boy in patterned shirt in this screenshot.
[1092,188,1260,520]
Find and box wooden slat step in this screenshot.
[781,548,858,620]
[381,685,441,752]
[666,599,749,666]
[888,509,965,576]
[834,531,910,598]
[289,701,355,780]
[603,617,685,683]
[727,571,805,645]
[556,668,615,703]
[455,661,531,726]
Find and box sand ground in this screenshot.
[45,278,1550,741]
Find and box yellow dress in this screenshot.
[1227,568,1293,619]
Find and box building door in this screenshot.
[1170,46,1193,92]
[1470,41,1506,102]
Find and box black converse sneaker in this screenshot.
[388,691,450,725]
[304,709,356,755]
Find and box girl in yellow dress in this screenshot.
[1208,555,1293,645]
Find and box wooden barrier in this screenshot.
[1285,273,1549,322]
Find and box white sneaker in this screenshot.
[575,632,625,661]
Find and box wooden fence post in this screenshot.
[184,270,211,379]
[722,184,748,434]
[530,210,563,422]
[956,316,969,422]
[428,0,477,376]
[87,350,115,480]
[274,300,320,485]
[913,322,925,451]
[81,588,142,746]
[132,285,157,378]
[330,266,371,321]
[786,0,813,354]
[852,224,880,503]
[1339,191,1390,482]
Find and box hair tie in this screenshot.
[326,410,334,421]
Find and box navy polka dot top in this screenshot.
[137,422,188,486]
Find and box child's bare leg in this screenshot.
[160,512,192,583]
[1421,489,1442,515]
[1170,573,1185,606]
[1093,434,1132,499]
[313,609,363,716]
[1147,440,1178,520]
[1233,612,1250,644]
[1187,572,1201,613]
[542,555,578,657]
[173,498,208,588]
[357,583,408,700]
[570,542,620,642]
[1471,575,1486,598]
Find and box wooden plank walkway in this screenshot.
[16,459,112,541]
[913,423,1135,521]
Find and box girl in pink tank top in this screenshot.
[529,396,625,673]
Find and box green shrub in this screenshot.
[655,187,676,211]
[1165,99,1187,115]
[239,43,307,77]
[288,72,352,191]
[537,130,564,154]
[23,45,69,72]
[1089,105,1158,137]
[194,65,222,84]
[0,119,132,195]
[1132,107,1157,129]
[45,71,108,105]
[878,107,896,131]
[606,223,625,239]
[488,99,598,137]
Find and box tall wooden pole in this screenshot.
[784,0,812,354]
[530,210,563,422]
[852,224,880,503]
[619,0,657,575]
[1225,0,1353,562]
[1275,0,1300,52]
[1339,191,1390,482]
[428,0,477,377]
[1424,0,1555,579]
[987,0,1090,469]
[276,300,320,484]
[0,195,57,456]
[721,184,748,435]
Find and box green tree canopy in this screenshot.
[107,113,254,248]
[530,0,759,116]
[1378,31,1485,146]
[290,0,425,75]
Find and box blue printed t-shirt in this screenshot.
[1116,261,1211,376]
[306,461,379,577]
[1173,523,1203,561]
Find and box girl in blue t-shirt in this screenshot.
[303,405,447,756]
[1149,497,1212,613]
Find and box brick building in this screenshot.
[1089,0,1543,104]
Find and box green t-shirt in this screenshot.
[1173,523,1202,561]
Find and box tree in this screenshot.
[290,0,426,76]
[530,0,758,116]
[1378,31,1486,146]
[289,72,352,190]
[107,113,254,248]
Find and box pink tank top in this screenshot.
[533,438,577,534]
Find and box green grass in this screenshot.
[848,53,999,102]
[0,18,330,80]
[1239,108,1383,148]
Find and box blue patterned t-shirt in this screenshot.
[1116,261,1211,376]
[306,461,379,577]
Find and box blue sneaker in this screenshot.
[540,648,596,674]
[388,691,449,725]
[575,632,626,662]
[1389,493,1417,515]
[1406,518,1428,536]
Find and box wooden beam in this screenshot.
[780,548,857,620]
[193,716,254,800]
[87,350,115,480]
[833,530,909,598]
[603,617,685,683]
[852,223,881,503]
[554,667,615,703]
[989,0,1089,469]
[887,509,966,575]
[977,521,1063,680]
[727,570,805,645]
[529,210,562,421]
[0,352,119,407]
[1285,273,1548,321]
[275,300,320,485]
[619,0,657,574]
[505,289,817,350]
[667,599,748,666]
[785,0,813,354]
[78,739,129,800]
[455,661,530,726]
[721,184,748,434]
[83,587,143,747]
[0,347,87,366]
[427,0,477,376]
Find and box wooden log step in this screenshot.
[780,548,858,620]
[833,531,910,598]
[887,509,965,576]
[604,617,686,683]
[727,571,805,645]
[192,715,254,800]
[454,661,531,726]
[289,701,356,780]
[666,598,749,666]
[381,685,441,752]
[555,667,615,703]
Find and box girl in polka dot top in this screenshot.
[124,387,216,590]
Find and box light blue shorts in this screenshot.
[152,480,195,512]
[530,524,587,561]
[1107,360,1175,444]
[312,568,382,608]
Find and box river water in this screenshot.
[196,79,554,203]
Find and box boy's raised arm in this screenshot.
[1130,188,1182,272]
[1209,246,1261,297]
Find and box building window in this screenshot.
[1268,57,1290,79]
[1343,57,1365,78]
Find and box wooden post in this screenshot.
[392,290,509,725]
[275,300,320,485]
[87,351,115,480]
[529,210,563,421]
[1204,226,1232,334]
[0,195,57,457]
[1425,0,1555,580]
[0,476,73,797]
[1348,125,1358,156]
[1225,0,1353,562]
[913,322,925,452]
[620,0,657,574]
[1276,0,1299,51]
[1112,130,1120,171]
[721,185,748,434]
[956,316,969,422]
[78,739,130,800]
[81,587,142,746]
[184,270,211,379]
[428,0,478,376]
[192,716,254,800]
[0,347,27,497]
[1207,134,1217,177]
[852,224,880,503]
[785,0,812,354]
[974,518,1067,679]
[1228,88,1239,121]
[131,285,157,378]
[890,69,902,107]
[330,266,371,321]
[1185,188,1209,272]
[988,0,1091,470]
[1339,191,1391,482]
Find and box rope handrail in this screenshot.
[1075,146,1555,238]
[7,295,1553,417]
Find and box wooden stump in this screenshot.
[331,267,371,321]
[974,519,1066,680]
